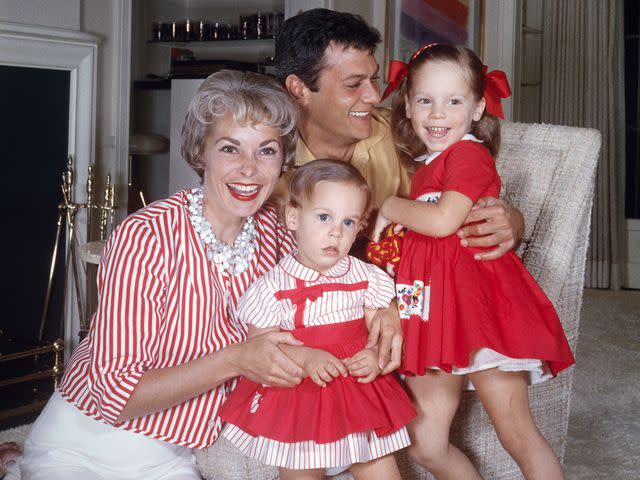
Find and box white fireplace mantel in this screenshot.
[0,21,99,356]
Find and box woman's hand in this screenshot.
[457,196,524,260]
[366,301,403,374]
[300,348,347,388]
[345,347,381,383]
[116,331,305,423]
[235,331,306,388]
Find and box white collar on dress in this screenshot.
[414,133,484,165]
[279,252,351,281]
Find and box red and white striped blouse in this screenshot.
[59,190,296,448]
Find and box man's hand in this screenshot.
[366,302,403,374]
[301,348,347,387]
[457,196,524,261]
[345,347,381,383]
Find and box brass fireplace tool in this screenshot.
[39,155,116,343]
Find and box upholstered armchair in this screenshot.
[195,122,602,479]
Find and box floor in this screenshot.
[564,288,640,479]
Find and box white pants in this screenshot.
[6,392,200,480]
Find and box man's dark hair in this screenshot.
[275,8,381,91]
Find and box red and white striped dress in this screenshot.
[59,190,296,449]
[220,254,415,469]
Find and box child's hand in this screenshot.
[371,211,392,242]
[301,349,347,387]
[344,347,381,383]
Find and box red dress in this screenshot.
[396,140,575,378]
[219,255,415,469]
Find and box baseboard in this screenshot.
[627,263,640,289]
[626,219,640,289]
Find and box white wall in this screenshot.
[627,220,640,288]
[81,0,130,219]
[0,0,80,30]
[482,0,521,121]
[333,0,386,86]
[1,0,129,221]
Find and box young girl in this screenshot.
[370,44,575,479]
[219,159,416,480]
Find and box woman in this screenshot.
[12,70,326,480]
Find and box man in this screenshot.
[193,10,527,479]
[273,8,524,372]
[275,8,522,257]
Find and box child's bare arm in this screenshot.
[380,191,473,238]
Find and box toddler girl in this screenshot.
[370,44,575,479]
[220,159,415,480]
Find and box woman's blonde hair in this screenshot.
[181,70,298,177]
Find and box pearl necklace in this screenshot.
[187,188,257,276]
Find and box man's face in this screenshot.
[304,43,381,147]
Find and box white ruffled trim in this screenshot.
[430,347,553,391]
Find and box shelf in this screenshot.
[147,38,275,48]
[133,79,171,90]
[522,26,543,35]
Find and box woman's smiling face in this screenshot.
[201,113,283,230]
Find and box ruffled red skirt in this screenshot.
[219,319,416,444]
[397,232,575,377]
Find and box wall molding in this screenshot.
[113,0,132,225]
[482,0,521,121]
[0,21,99,355]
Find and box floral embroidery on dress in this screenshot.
[396,280,430,320]
[416,191,441,204]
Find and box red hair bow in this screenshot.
[483,66,511,119]
[382,60,409,101]
[382,43,438,101]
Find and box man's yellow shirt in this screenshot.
[273,107,412,210]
